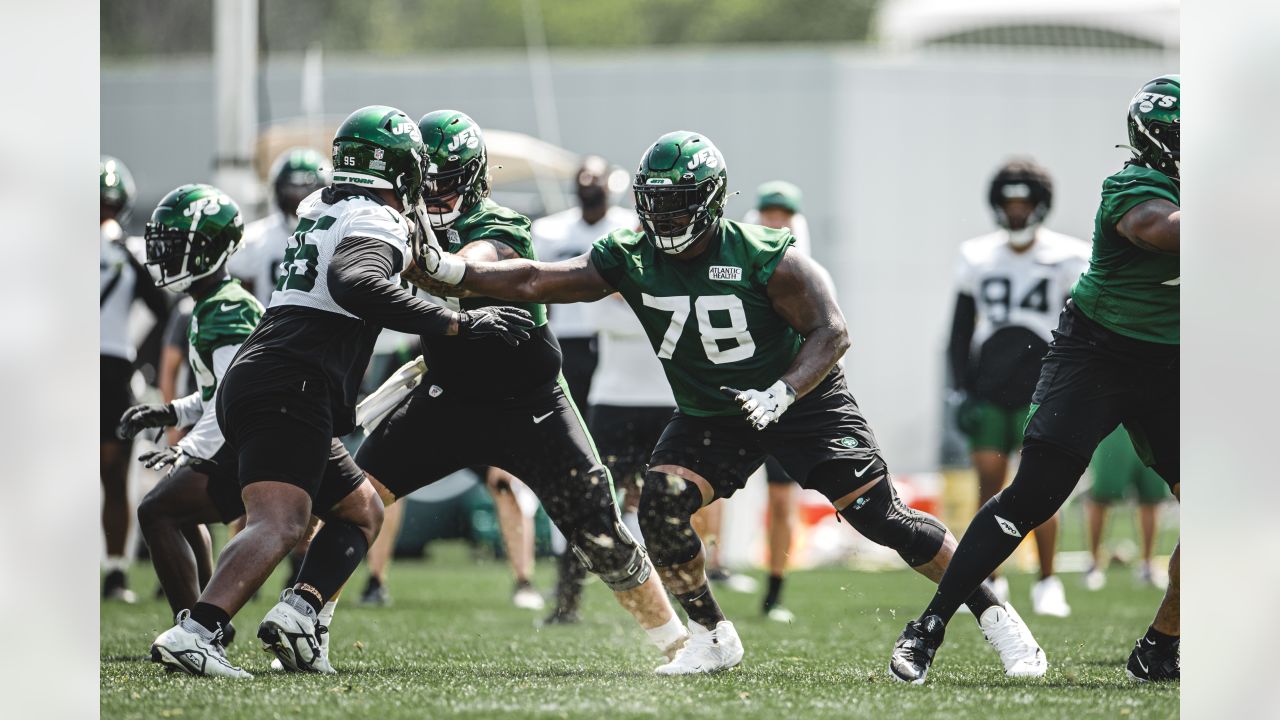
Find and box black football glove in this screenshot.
[117,403,178,440]
[459,306,535,346]
[139,446,187,473]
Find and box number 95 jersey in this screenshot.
[955,228,1090,347]
[590,220,801,417]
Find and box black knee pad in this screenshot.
[638,470,704,567]
[838,476,947,567]
[568,509,651,592]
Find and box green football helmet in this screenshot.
[418,110,490,229]
[144,184,244,293]
[632,131,728,255]
[331,105,425,210]
[270,146,329,217]
[100,155,135,219]
[1127,74,1180,181]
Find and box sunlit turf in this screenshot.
[101,542,1177,719]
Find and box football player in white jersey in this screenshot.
[100,155,169,603]
[228,148,329,305]
[948,158,1088,617]
[149,106,535,679]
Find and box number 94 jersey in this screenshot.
[954,228,1090,347]
[590,220,801,417]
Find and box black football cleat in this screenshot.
[1126,635,1179,682]
[890,615,946,684]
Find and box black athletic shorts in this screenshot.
[649,368,885,503]
[1024,301,1179,489]
[192,440,366,524]
[101,354,135,442]
[558,336,597,408]
[217,367,365,505]
[588,404,676,486]
[764,456,796,485]
[356,375,618,530]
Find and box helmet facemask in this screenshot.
[1133,116,1180,181]
[144,224,234,293]
[422,155,485,229]
[634,176,724,255]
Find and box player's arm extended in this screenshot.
[1117,198,1180,254]
[403,239,518,299]
[767,250,851,399]
[329,236,461,336]
[454,252,615,304]
[947,293,977,391]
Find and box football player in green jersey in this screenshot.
[411,130,1047,676]
[891,75,1181,685]
[351,110,688,663]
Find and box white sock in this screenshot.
[104,556,129,573]
[318,601,337,627]
[646,614,687,651]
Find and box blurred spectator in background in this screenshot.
[533,156,644,622]
[100,156,169,602]
[1085,428,1171,591]
[228,147,328,304]
[948,158,1086,617]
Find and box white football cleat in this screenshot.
[979,602,1048,678]
[151,610,253,679]
[765,606,796,624]
[512,583,546,611]
[268,623,330,672]
[1031,575,1072,617]
[655,621,744,675]
[1084,566,1107,591]
[257,589,335,674]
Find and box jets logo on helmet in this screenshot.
[419,110,490,229]
[330,105,427,211]
[633,131,729,255]
[1126,74,1180,182]
[145,184,245,293]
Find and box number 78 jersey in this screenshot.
[590,220,802,417]
[954,228,1090,347]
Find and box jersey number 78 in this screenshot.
[641,293,756,364]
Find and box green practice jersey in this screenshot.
[188,279,263,401]
[1071,163,1180,344]
[590,220,800,416]
[440,198,548,326]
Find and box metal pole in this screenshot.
[213,0,260,209]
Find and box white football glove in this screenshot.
[721,380,796,431]
[407,210,466,286]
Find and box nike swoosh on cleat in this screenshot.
[1135,656,1148,674]
[532,411,553,424]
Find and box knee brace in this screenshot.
[568,511,651,592]
[637,470,704,568]
[838,476,947,567]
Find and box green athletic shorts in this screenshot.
[1088,426,1170,504]
[958,401,1031,455]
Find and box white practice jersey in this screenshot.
[172,343,238,461]
[532,205,638,339]
[268,190,410,316]
[100,221,145,360]
[588,294,676,407]
[955,228,1090,346]
[227,211,294,305]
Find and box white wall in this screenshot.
[102,44,1176,470]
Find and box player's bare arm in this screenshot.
[1117,198,1180,254]
[455,252,615,304]
[767,248,851,398]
